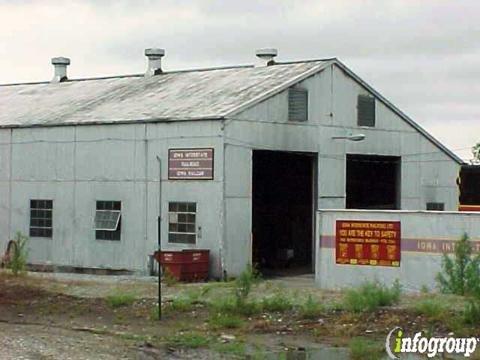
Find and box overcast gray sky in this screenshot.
[0,0,478,160]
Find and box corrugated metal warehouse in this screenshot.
[0,49,464,278]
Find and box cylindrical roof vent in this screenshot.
[145,48,165,76]
[255,48,278,67]
[51,57,70,83]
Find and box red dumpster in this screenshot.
[154,249,209,282]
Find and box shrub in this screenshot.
[298,295,324,319]
[343,280,402,313]
[261,293,293,313]
[7,232,29,276]
[349,337,384,360]
[105,292,136,308]
[436,233,480,296]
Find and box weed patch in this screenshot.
[261,293,293,313]
[169,297,194,312]
[105,292,135,308]
[7,232,28,276]
[298,295,324,319]
[436,233,480,296]
[165,332,210,349]
[343,280,401,313]
[413,298,447,321]
[208,313,245,329]
[464,299,480,325]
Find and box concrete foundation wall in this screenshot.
[316,209,480,292]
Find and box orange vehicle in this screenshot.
[458,165,480,211]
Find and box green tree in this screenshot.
[472,142,480,164]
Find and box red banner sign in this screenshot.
[168,148,214,180]
[336,220,401,267]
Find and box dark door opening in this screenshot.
[346,154,401,209]
[252,150,316,276]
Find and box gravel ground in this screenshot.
[0,322,233,360]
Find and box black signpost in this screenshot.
[156,156,162,320]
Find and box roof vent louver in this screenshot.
[255,48,278,67]
[51,57,70,83]
[145,48,165,76]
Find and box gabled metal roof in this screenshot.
[0,57,463,164]
[0,61,328,128]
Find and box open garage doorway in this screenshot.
[346,154,401,209]
[252,150,316,276]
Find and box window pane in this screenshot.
[30,199,53,238]
[168,202,197,243]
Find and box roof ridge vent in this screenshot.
[145,48,165,76]
[255,48,277,67]
[51,57,70,83]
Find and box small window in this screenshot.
[288,88,308,122]
[357,94,375,127]
[95,201,121,241]
[426,202,445,211]
[30,199,53,238]
[168,202,197,244]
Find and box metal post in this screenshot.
[156,156,162,320]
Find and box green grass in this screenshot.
[298,295,325,319]
[165,332,210,349]
[261,293,293,313]
[105,292,136,308]
[349,337,384,360]
[208,313,245,329]
[343,280,402,313]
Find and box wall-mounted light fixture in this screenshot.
[331,133,366,142]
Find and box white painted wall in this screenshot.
[0,121,225,276]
